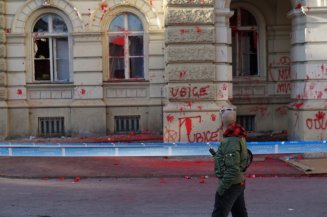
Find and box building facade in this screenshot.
[0,0,326,141]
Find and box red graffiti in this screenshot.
[179,70,187,79]
[177,116,221,142]
[196,26,201,33]
[164,127,178,142]
[16,89,23,95]
[276,106,288,116]
[166,114,174,123]
[306,111,327,130]
[211,114,216,121]
[197,106,203,110]
[277,83,291,94]
[170,85,209,99]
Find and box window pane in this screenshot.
[34,38,50,58]
[52,15,68,33]
[130,57,144,78]
[109,36,125,56]
[109,15,125,31]
[35,59,51,80]
[110,58,125,79]
[240,31,258,75]
[129,36,143,56]
[128,14,143,31]
[55,38,69,81]
[33,15,49,32]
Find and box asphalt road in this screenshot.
[0,177,326,217]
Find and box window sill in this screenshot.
[26,82,74,88]
[105,79,149,83]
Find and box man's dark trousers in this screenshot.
[212,183,248,217]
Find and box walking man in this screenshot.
[211,109,248,217]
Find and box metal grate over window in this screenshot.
[237,115,255,132]
[115,116,140,133]
[38,117,65,137]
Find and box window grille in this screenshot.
[38,117,65,137]
[237,115,255,132]
[115,116,140,133]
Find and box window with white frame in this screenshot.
[109,13,144,79]
[230,8,259,76]
[33,14,70,82]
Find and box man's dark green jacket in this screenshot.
[214,137,248,195]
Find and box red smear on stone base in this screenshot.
[184,176,191,179]
[58,177,65,181]
[295,3,302,9]
[74,177,81,182]
[160,179,166,183]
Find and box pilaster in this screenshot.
[288,6,327,140]
[0,0,8,139]
[163,0,232,142]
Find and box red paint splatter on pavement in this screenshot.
[160,179,166,183]
[196,26,201,33]
[74,177,81,182]
[58,177,65,181]
[184,176,191,179]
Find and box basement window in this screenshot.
[115,116,140,133]
[38,117,65,137]
[237,115,255,132]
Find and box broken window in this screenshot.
[109,13,144,80]
[230,8,259,76]
[33,14,69,82]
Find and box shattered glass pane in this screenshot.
[53,15,68,32]
[33,15,49,32]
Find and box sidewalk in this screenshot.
[1,154,325,179]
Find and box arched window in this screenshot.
[230,8,259,76]
[33,14,70,82]
[109,13,144,79]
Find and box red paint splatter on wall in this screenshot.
[166,114,174,123]
[112,37,125,46]
[295,3,302,9]
[196,26,201,33]
[293,102,304,109]
[211,114,216,122]
[186,101,193,108]
[184,118,193,136]
[101,2,108,10]
[316,111,325,120]
[80,89,86,95]
[16,89,23,95]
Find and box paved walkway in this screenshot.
[1,154,324,179]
